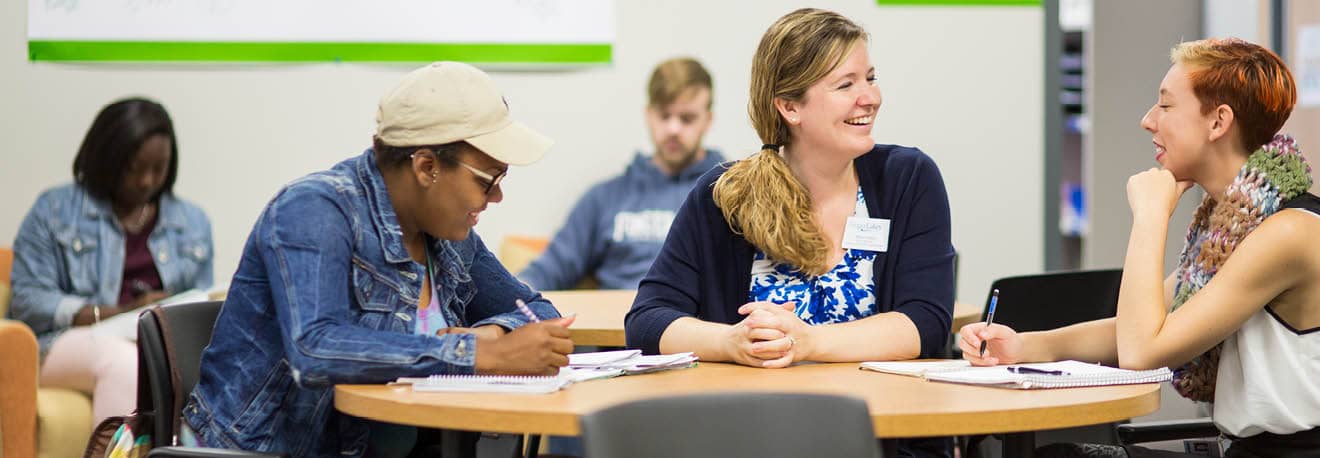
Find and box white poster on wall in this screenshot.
[1296,24,1320,107]
[28,0,614,63]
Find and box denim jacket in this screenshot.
[184,150,560,457]
[8,184,213,356]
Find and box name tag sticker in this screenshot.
[842,217,890,252]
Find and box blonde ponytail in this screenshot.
[711,8,866,275]
[713,147,830,275]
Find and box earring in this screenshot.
[431,170,438,184]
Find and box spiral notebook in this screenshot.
[396,375,568,394]
[922,360,1171,389]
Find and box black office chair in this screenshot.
[962,269,1124,456]
[136,301,284,457]
[975,271,1218,451]
[1115,418,1218,447]
[580,392,882,458]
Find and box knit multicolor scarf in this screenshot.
[1170,134,1313,402]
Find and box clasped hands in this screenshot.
[726,301,811,369]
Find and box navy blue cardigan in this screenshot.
[625,144,956,358]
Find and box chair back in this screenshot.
[497,235,600,289]
[983,269,1122,332]
[137,300,223,447]
[496,235,550,274]
[1,247,13,318]
[969,269,1124,452]
[580,392,881,458]
[0,247,13,284]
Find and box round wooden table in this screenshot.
[336,362,1160,439]
[544,289,985,347]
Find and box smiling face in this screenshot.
[781,42,881,157]
[1140,63,1217,181]
[422,142,507,241]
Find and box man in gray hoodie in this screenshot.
[519,57,724,291]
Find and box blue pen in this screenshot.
[515,299,541,323]
[979,288,999,357]
[1007,366,1069,376]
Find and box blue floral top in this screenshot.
[748,189,878,325]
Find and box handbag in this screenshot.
[83,305,186,458]
[84,413,154,458]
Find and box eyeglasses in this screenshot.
[457,161,506,195]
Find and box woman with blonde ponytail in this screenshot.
[627,11,956,454]
[961,38,1320,457]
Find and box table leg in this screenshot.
[1002,432,1035,458]
[878,439,898,457]
[524,434,541,458]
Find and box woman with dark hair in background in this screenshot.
[8,97,213,426]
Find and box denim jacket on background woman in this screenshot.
[184,149,560,457]
[8,183,213,356]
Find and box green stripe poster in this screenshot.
[877,0,1040,5]
[27,0,613,64]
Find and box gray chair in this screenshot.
[579,392,881,458]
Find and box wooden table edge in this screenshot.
[867,383,1162,437]
[335,381,1162,438]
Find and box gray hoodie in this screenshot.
[519,149,725,290]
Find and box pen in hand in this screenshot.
[514,299,541,323]
[979,288,999,357]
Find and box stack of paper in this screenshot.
[393,350,699,394]
[567,349,643,368]
[860,360,971,377]
[568,350,698,374]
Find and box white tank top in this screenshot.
[1213,206,1320,438]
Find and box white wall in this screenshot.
[0,1,1043,304]
[1085,0,1202,270]
[1204,0,1262,42]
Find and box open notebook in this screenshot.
[922,360,1171,389]
[862,360,1171,389]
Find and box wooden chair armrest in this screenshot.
[0,319,39,458]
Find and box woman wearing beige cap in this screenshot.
[185,62,573,457]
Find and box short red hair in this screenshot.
[1172,38,1296,152]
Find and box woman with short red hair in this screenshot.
[961,38,1319,457]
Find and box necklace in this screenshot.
[124,203,153,233]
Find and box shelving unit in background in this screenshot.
[1045,0,1201,271]
[1045,0,1089,271]
[1056,28,1086,269]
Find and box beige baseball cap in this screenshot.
[375,61,552,165]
